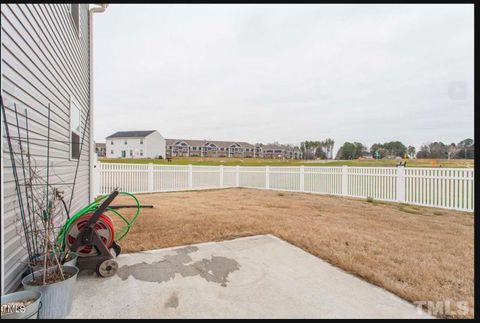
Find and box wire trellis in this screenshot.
[1,95,91,282]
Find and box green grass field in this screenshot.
[99,157,473,168]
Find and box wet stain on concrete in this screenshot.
[164,293,179,308]
[192,256,240,287]
[117,246,240,287]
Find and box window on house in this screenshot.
[70,4,81,36]
[140,150,143,156]
[70,98,81,160]
[140,139,143,144]
[111,150,114,154]
[111,140,114,145]
[124,140,128,145]
[129,150,133,156]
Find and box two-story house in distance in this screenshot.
[106,130,166,159]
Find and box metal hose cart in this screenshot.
[56,190,142,277]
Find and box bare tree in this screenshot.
[447,143,457,159]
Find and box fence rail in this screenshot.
[94,163,474,212]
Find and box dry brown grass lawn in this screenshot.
[110,188,474,318]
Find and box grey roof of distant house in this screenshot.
[166,139,207,147]
[165,138,302,151]
[107,130,157,139]
[166,139,255,148]
[261,144,300,151]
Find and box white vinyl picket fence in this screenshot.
[94,163,474,212]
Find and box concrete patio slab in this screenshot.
[67,235,431,318]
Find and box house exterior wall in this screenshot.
[167,144,190,157]
[106,132,166,159]
[1,3,92,294]
[106,137,144,158]
[95,143,106,157]
[145,131,166,159]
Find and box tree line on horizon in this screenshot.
[299,138,474,160]
[300,139,335,160]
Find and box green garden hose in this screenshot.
[56,192,141,251]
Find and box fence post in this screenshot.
[341,165,348,196]
[300,165,305,192]
[265,166,270,189]
[188,164,193,190]
[396,166,405,203]
[148,163,154,193]
[235,165,240,187]
[219,165,224,188]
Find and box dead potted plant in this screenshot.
[21,187,79,319]
[1,102,79,319]
[30,190,79,273]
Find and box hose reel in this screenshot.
[57,190,141,277]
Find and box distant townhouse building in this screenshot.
[166,139,255,158]
[261,144,302,159]
[95,142,106,157]
[166,139,302,159]
[106,130,166,159]
[166,139,203,157]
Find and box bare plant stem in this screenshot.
[61,249,70,265]
[50,216,65,280]
[42,216,48,285]
[52,253,65,280]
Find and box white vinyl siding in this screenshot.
[1,3,91,294]
[70,96,81,160]
[106,132,166,159]
[69,4,81,37]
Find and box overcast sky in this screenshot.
[93,4,473,154]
